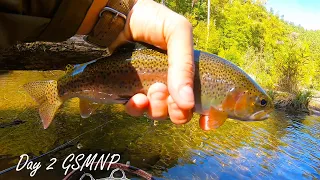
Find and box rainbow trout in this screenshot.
[24,45,273,130]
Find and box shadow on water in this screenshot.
[0,71,9,76]
[0,71,319,179]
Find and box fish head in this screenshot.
[221,87,273,121]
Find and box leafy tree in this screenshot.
[156,0,320,92]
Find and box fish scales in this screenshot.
[58,49,168,102]
[195,52,265,106]
[23,46,273,130]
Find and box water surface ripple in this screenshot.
[0,71,319,179]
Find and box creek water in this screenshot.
[0,71,319,179]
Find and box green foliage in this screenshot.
[292,90,313,110]
[243,46,275,89]
[160,0,320,93]
[273,32,312,93]
[219,46,244,66]
[193,19,220,54]
[266,89,276,101]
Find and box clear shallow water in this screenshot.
[0,71,319,179]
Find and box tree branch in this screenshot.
[0,36,109,70]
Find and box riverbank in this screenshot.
[271,90,320,115]
[308,97,320,115]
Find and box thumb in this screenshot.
[108,30,132,54]
[165,15,195,110]
[110,0,195,110]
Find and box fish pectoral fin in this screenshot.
[199,107,228,131]
[115,95,132,104]
[79,99,100,118]
[234,91,249,117]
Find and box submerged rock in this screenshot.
[0,119,25,128]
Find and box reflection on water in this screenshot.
[0,71,319,179]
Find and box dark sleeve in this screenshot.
[0,0,92,48]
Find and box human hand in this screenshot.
[109,0,195,124]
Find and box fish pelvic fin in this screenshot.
[23,80,62,129]
[199,107,228,131]
[79,99,100,118]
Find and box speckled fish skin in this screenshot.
[59,49,271,111]
[57,49,169,104]
[23,46,273,130]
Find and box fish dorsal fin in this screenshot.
[65,64,74,73]
[79,99,100,118]
[116,42,167,54]
[199,107,228,131]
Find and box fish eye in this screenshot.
[260,99,267,106]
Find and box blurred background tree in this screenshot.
[156,0,320,94]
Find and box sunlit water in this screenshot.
[0,71,319,179]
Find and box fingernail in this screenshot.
[179,86,194,102]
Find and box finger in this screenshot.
[167,95,193,124]
[124,0,195,110]
[125,93,149,117]
[165,15,195,110]
[147,82,169,120]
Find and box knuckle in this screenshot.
[166,13,192,36]
[168,60,195,83]
[181,18,192,30]
[147,110,168,120]
[125,106,142,117]
[171,116,189,125]
[174,14,192,29]
[183,58,196,75]
[168,102,192,124]
[148,83,168,100]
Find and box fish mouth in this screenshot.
[229,110,271,121]
[248,110,270,121]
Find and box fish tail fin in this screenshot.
[23,80,62,129]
